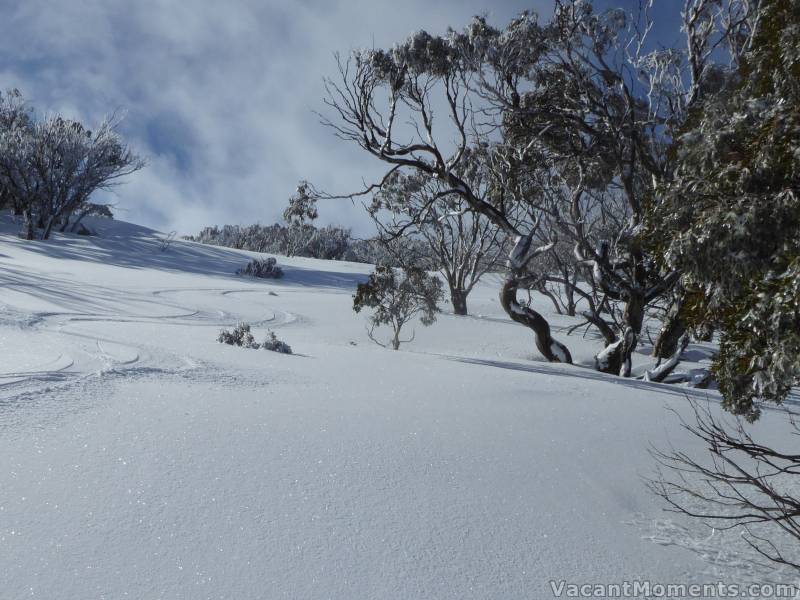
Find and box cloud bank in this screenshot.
[0,0,676,235]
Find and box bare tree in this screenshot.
[649,401,800,571]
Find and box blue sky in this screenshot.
[0,1,682,236]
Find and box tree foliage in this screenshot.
[188,221,434,266]
[0,90,144,240]
[652,0,800,418]
[353,265,443,349]
[369,157,507,315]
[316,0,743,371]
[282,181,319,226]
[236,256,284,279]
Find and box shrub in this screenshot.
[237,257,284,279]
[186,222,438,266]
[217,324,293,354]
[217,323,258,348]
[261,331,292,354]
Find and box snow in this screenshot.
[549,341,569,363]
[594,337,623,371]
[0,213,795,598]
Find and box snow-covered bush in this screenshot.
[186,222,436,266]
[0,90,143,240]
[261,331,292,354]
[217,323,258,348]
[236,257,284,279]
[303,226,351,260]
[217,324,292,354]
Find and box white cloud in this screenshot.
[0,0,547,235]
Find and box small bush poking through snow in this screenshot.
[217,323,258,348]
[237,257,284,279]
[261,331,292,354]
[217,324,292,354]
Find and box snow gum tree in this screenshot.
[282,181,320,256]
[318,14,572,363]
[0,89,32,216]
[0,95,144,240]
[315,1,739,372]
[353,265,443,350]
[369,153,507,316]
[651,0,800,419]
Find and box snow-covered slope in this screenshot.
[0,215,793,599]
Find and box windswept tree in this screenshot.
[534,180,634,353]
[317,19,573,362]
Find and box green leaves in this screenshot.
[652,0,800,417]
[353,265,443,349]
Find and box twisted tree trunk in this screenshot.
[500,276,572,363]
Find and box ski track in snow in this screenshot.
[0,281,300,407]
[0,215,796,599]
